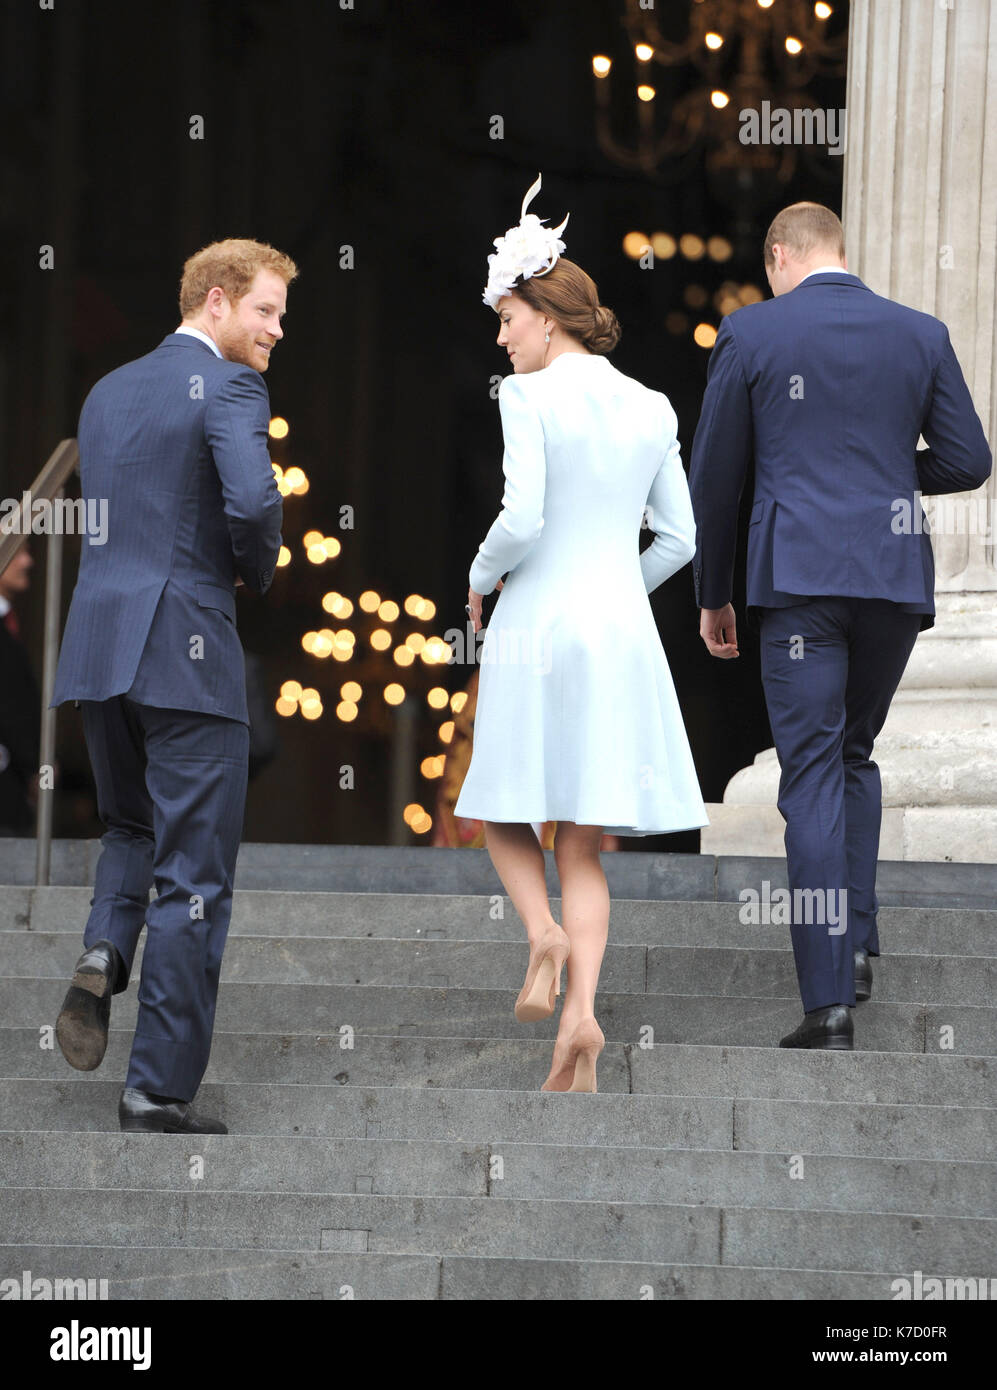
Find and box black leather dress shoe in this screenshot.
[854,948,873,1003]
[119,1088,228,1134]
[779,1004,854,1050]
[56,940,121,1071]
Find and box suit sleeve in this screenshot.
[688,316,753,609]
[640,397,696,594]
[468,375,546,595]
[916,329,992,495]
[203,367,284,594]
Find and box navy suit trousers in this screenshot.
[79,697,249,1101]
[758,598,922,1012]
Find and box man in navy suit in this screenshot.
[689,202,991,1050]
[53,238,297,1129]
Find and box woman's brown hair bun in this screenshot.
[587,303,621,354]
[514,257,621,355]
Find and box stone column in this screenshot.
[702,0,997,862]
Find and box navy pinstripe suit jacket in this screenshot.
[52,333,283,726]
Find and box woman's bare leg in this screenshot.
[482,821,560,946]
[552,820,609,1034]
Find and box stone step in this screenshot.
[0,1245,903,1299]
[11,1075,997,1162]
[3,979,992,1052]
[8,931,993,1005]
[1,1188,992,1270]
[5,1036,993,1104]
[5,1076,993,1160]
[5,840,997,908]
[9,888,996,957]
[3,1132,994,1217]
[3,843,993,1303]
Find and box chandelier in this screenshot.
[592,0,847,188]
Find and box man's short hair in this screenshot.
[763,202,845,266]
[179,238,298,317]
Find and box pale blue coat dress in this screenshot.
[454,352,709,837]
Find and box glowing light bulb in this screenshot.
[623,231,652,260]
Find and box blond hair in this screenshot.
[763,202,845,267]
[179,238,298,316]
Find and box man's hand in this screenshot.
[700,604,739,659]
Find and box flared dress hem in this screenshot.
[453,799,709,837]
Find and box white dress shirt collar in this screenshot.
[799,265,856,283]
[175,325,223,358]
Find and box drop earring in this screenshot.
[544,329,550,343]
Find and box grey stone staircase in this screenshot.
[0,841,994,1300]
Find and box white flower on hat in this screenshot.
[483,173,570,309]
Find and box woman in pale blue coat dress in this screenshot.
[457,178,708,1091]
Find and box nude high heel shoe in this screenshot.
[515,925,570,1022]
[565,1018,605,1092]
[540,1017,605,1092]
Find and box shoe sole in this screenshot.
[55,968,111,1071]
[119,1121,228,1134]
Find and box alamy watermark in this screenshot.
[1,1268,109,1299]
[891,1270,996,1300]
[49,1319,151,1370]
[0,492,108,545]
[739,101,846,156]
[892,491,995,539]
[739,880,847,934]
[445,620,552,675]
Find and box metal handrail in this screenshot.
[0,439,79,574]
[0,438,80,885]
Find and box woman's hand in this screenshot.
[467,578,503,633]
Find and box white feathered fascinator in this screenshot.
[482,173,570,309]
